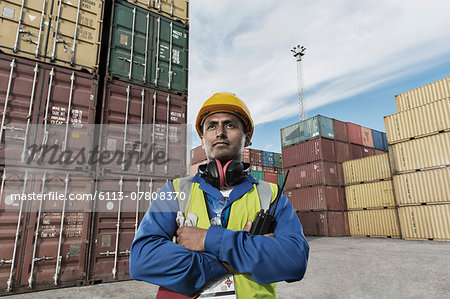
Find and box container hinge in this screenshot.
[119,249,130,256]
[4,126,24,132]
[6,135,26,141]
[19,29,33,36]
[21,38,38,45]
[118,56,131,63]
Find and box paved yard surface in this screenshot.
[6,237,450,298]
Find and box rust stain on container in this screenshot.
[286,186,346,211]
[296,211,349,237]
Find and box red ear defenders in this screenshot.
[198,159,251,189]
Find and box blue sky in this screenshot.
[187,0,450,155]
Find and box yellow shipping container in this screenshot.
[395,76,450,112]
[398,204,450,240]
[343,153,391,185]
[348,209,401,237]
[126,0,189,24]
[384,99,450,145]
[345,180,395,210]
[393,168,450,205]
[389,132,450,174]
[0,0,104,73]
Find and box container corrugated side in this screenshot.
[345,181,395,210]
[372,130,385,150]
[348,209,400,237]
[287,186,346,211]
[281,137,337,168]
[296,211,348,236]
[389,132,450,173]
[263,172,278,184]
[384,99,450,145]
[398,204,450,240]
[347,122,362,145]
[361,126,374,148]
[0,0,104,73]
[191,145,206,164]
[126,0,189,24]
[395,77,450,112]
[343,153,391,185]
[285,162,342,189]
[333,119,348,142]
[393,168,450,205]
[250,170,264,181]
[350,144,375,160]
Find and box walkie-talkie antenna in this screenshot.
[270,170,290,216]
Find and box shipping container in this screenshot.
[374,149,386,156]
[360,126,374,148]
[349,144,375,160]
[333,119,348,143]
[398,204,450,240]
[347,122,362,145]
[273,153,282,168]
[393,168,450,206]
[0,53,98,170]
[389,132,450,174]
[99,79,187,176]
[285,162,342,189]
[263,171,278,185]
[250,149,262,166]
[126,0,189,24]
[0,0,105,73]
[395,76,450,112]
[189,160,205,177]
[282,137,336,168]
[241,148,250,164]
[286,186,346,211]
[88,174,155,284]
[296,211,349,237]
[262,151,274,167]
[345,181,395,210]
[382,133,388,151]
[262,166,274,173]
[343,153,391,185]
[107,1,188,94]
[372,130,385,150]
[21,170,94,291]
[335,141,350,162]
[250,170,263,181]
[347,209,400,238]
[191,145,206,165]
[384,99,450,145]
[280,115,334,148]
[278,172,283,187]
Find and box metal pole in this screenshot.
[0,59,16,144]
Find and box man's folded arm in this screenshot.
[129,183,227,296]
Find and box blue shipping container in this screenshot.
[372,130,385,150]
[382,133,389,151]
[262,151,274,167]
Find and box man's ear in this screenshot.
[244,133,252,147]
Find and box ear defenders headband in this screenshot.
[198,159,251,189]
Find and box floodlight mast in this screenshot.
[291,45,306,121]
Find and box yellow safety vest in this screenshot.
[172,177,279,299]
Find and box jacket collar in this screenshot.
[192,173,258,205]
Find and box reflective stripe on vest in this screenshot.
[172,177,279,299]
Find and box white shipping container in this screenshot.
[393,168,450,205]
[343,153,391,185]
[348,209,401,237]
[398,204,450,240]
[395,77,450,112]
[384,99,450,145]
[389,132,450,173]
[345,180,395,210]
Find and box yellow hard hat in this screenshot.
[196,92,254,138]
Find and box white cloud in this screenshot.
[188,0,450,125]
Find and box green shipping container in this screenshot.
[278,173,284,187]
[280,115,335,148]
[108,1,188,94]
[273,153,282,168]
[251,170,264,181]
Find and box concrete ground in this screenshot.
[6,237,450,298]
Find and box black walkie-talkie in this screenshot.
[250,170,290,235]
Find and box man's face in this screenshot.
[201,113,251,162]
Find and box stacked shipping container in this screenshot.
[281,115,389,237]
[342,154,401,238]
[384,77,450,240]
[0,0,189,294]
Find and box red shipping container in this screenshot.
[350,144,375,159]
[262,166,275,173]
[286,186,346,211]
[282,137,337,168]
[347,122,362,145]
[296,211,349,237]
[335,141,350,162]
[285,162,341,189]
[250,149,263,166]
[263,172,278,184]
[191,145,207,164]
[241,148,251,163]
[333,119,348,142]
[361,126,374,148]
